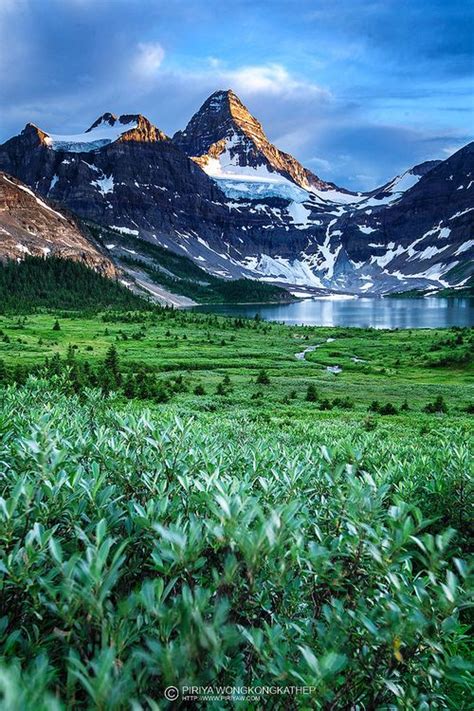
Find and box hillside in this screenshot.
[90,223,293,304]
[0,171,115,275]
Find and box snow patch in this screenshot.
[287,201,312,228]
[93,174,114,195]
[109,225,139,236]
[455,240,474,256]
[45,120,138,153]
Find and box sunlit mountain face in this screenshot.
[0,89,472,295]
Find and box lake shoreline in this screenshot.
[190,296,474,329]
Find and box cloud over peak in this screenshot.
[133,42,165,77]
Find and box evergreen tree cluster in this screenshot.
[0,257,151,313]
[0,345,176,403]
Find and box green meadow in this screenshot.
[0,310,472,414]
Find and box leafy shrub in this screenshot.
[379,402,398,416]
[363,415,377,431]
[332,396,354,410]
[256,369,271,385]
[424,395,448,414]
[0,381,471,708]
[319,398,333,411]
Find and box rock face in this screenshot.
[173,89,341,193]
[0,91,472,295]
[0,171,116,276]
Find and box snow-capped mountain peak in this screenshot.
[173,88,359,207]
[9,114,168,154]
[0,99,471,296]
[86,112,120,131]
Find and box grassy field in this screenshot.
[0,310,472,415]
[0,307,473,709]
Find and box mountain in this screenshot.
[0,169,291,308]
[0,170,115,276]
[0,92,472,296]
[173,89,354,202]
[329,145,474,292]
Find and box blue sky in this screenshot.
[1,0,473,189]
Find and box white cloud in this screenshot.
[213,62,329,99]
[442,144,464,157]
[134,42,165,77]
[306,156,333,172]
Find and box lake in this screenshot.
[193,297,474,329]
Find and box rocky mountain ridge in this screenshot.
[173,89,342,195]
[0,90,472,295]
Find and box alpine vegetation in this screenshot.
[0,378,472,709]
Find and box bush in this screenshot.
[256,369,270,385]
[305,383,318,402]
[363,415,377,431]
[319,398,333,411]
[424,395,448,414]
[0,382,471,708]
[379,402,398,416]
[332,396,354,410]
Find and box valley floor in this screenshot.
[0,310,472,414]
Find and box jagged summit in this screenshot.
[173,89,261,154]
[85,113,168,143]
[5,113,168,155]
[173,89,346,195]
[19,123,51,148]
[86,112,120,131]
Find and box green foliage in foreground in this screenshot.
[0,257,150,313]
[0,381,472,709]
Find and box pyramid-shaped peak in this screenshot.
[203,89,249,115]
[207,88,239,102]
[173,89,265,153]
[173,90,334,193]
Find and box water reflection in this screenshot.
[193,297,474,329]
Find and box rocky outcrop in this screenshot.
[88,113,169,143]
[0,171,116,276]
